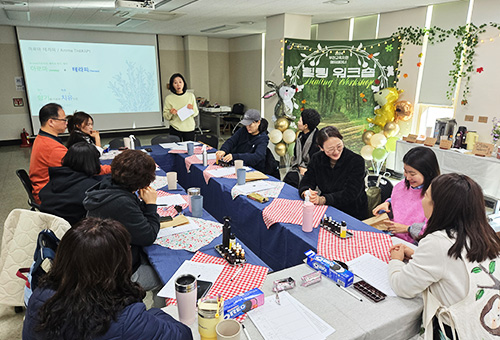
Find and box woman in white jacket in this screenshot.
[389,173,500,340]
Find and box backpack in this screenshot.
[264,148,281,180]
[16,229,60,306]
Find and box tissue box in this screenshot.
[223,288,264,319]
[304,250,354,287]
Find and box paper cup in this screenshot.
[167,172,177,190]
[234,160,244,175]
[123,137,131,149]
[216,319,241,340]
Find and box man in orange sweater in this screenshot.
[29,103,68,203]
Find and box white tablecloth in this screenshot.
[395,140,500,200]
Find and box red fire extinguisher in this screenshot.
[21,128,31,148]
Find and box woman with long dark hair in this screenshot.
[66,111,101,149]
[39,142,102,225]
[373,146,440,243]
[163,73,199,141]
[22,217,192,340]
[299,125,367,220]
[389,174,500,339]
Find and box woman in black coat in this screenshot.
[39,142,102,225]
[299,126,368,220]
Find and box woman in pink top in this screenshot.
[373,147,440,243]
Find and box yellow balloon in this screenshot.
[275,142,287,157]
[383,121,400,138]
[269,129,283,144]
[283,129,296,144]
[362,130,375,145]
[370,133,387,148]
[275,117,290,132]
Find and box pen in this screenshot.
[229,266,243,282]
[242,324,252,340]
[337,284,363,302]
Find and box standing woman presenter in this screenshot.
[163,73,199,141]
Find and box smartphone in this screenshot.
[160,216,173,222]
[197,280,213,300]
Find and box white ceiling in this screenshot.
[0,0,461,39]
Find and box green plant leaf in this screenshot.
[471,266,482,274]
[490,261,496,274]
[476,289,484,301]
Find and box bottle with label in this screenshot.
[340,221,347,238]
[302,191,314,232]
[222,216,231,248]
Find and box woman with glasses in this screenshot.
[299,125,368,220]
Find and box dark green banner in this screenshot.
[284,37,401,151]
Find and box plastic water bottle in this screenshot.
[202,145,208,166]
[129,134,136,150]
[302,191,314,232]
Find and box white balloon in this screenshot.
[282,129,296,144]
[269,129,283,144]
[370,133,387,148]
[360,145,374,160]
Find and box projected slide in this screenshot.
[19,40,160,115]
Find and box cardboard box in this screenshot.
[223,288,264,319]
[304,250,354,287]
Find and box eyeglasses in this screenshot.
[52,117,68,122]
[323,143,344,153]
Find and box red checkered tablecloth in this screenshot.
[156,190,189,217]
[202,164,237,184]
[317,227,392,263]
[166,251,269,321]
[262,198,327,229]
[185,155,217,171]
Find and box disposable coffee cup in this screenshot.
[167,172,177,190]
[234,160,244,175]
[188,187,201,212]
[187,142,194,155]
[236,168,246,185]
[123,137,131,149]
[191,195,203,218]
[216,319,241,340]
[175,274,197,326]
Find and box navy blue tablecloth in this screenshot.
[148,149,382,272]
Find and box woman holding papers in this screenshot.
[83,150,164,308]
[372,147,440,243]
[163,73,199,141]
[23,217,192,340]
[299,125,367,220]
[389,174,500,340]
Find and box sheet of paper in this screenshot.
[158,261,224,298]
[156,220,198,238]
[234,180,275,195]
[176,141,201,146]
[195,153,217,161]
[177,105,195,122]
[347,253,397,297]
[206,166,251,178]
[157,194,187,206]
[159,142,179,149]
[248,291,335,340]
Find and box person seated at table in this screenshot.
[389,173,500,340]
[39,142,102,226]
[83,149,164,307]
[373,146,440,243]
[299,125,367,220]
[283,108,321,188]
[163,73,199,142]
[22,217,192,340]
[215,109,269,173]
[66,111,102,151]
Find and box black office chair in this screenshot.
[108,137,142,149]
[151,134,181,145]
[222,103,244,134]
[16,169,41,211]
[195,133,219,149]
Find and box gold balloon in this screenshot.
[275,117,290,132]
[275,142,287,157]
[362,130,375,145]
[394,101,414,122]
[383,121,400,138]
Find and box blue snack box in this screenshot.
[223,288,265,319]
[304,250,354,287]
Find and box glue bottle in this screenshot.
[202,145,208,166]
[302,190,314,232]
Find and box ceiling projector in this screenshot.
[115,0,155,10]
